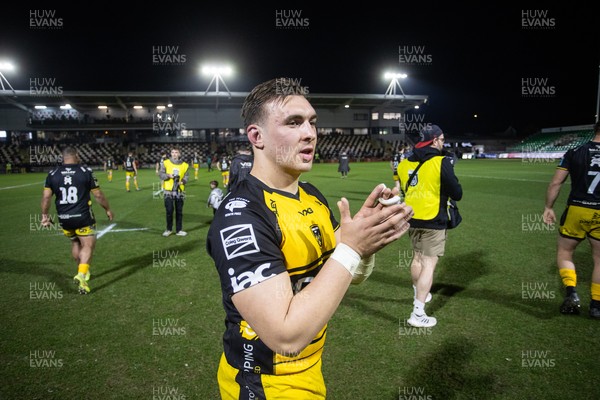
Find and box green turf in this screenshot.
[1,159,599,399]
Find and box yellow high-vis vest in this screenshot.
[163,159,189,191]
[397,156,443,220]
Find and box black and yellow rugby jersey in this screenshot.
[207,174,338,375]
[44,164,99,229]
[391,152,402,172]
[124,156,136,172]
[558,141,600,209]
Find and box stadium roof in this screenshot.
[0,90,428,113]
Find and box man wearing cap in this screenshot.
[397,124,463,327]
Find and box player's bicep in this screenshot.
[232,272,293,343]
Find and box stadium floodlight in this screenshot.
[201,64,233,98]
[0,61,16,94]
[384,72,407,98]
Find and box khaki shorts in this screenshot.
[408,227,447,257]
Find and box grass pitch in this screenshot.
[1,159,599,399]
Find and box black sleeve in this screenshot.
[206,198,287,297]
[441,157,463,201]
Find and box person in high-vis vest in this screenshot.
[159,147,190,237]
[398,124,462,328]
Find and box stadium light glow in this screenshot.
[0,60,16,94]
[133,105,143,109]
[34,105,47,109]
[98,105,108,109]
[60,104,72,109]
[384,71,407,98]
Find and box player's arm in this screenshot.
[91,188,114,221]
[232,184,412,355]
[40,188,53,227]
[543,168,569,224]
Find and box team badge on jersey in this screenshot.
[310,224,323,248]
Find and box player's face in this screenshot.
[260,96,317,174]
[171,149,180,160]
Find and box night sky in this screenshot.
[1,4,598,136]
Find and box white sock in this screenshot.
[413,299,425,315]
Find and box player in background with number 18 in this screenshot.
[40,147,114,295]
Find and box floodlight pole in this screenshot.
[384,77,406,99]
[0,71,16,95]
[204,73,232,98]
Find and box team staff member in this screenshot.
[207,78,413,399]
[543,120,600,319]
[41,147,114,294]
[398,124,462,328]
[124,152,140,192]
[159,147,189,237]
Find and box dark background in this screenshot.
[1,4,598,136]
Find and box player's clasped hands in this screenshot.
[337,183,413,258]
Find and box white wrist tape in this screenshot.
[352,254,375,285]
[331,243,361,277]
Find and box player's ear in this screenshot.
[247,124,264,150]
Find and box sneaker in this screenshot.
[73,273,90,295]
[407,312,437,328]
[559,292,581,315]
[590,301,600,319]
[162,230,172,237]
[176,231,187,236]
[413,285,432,303]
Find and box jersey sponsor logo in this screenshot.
[228,262,275,293]
[590,155,600,167]
[220,224,260,259]
[224,199,248,213]
[60,168,75,175]
[298,208,313,216]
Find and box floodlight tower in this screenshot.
[384,72,407,98]
[0,61,16,94]
[202,65,233,98]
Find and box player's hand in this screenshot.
[543,207,555,224]
[41,214,52,227]
[336,184,412,258]
[106,210,114,221]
